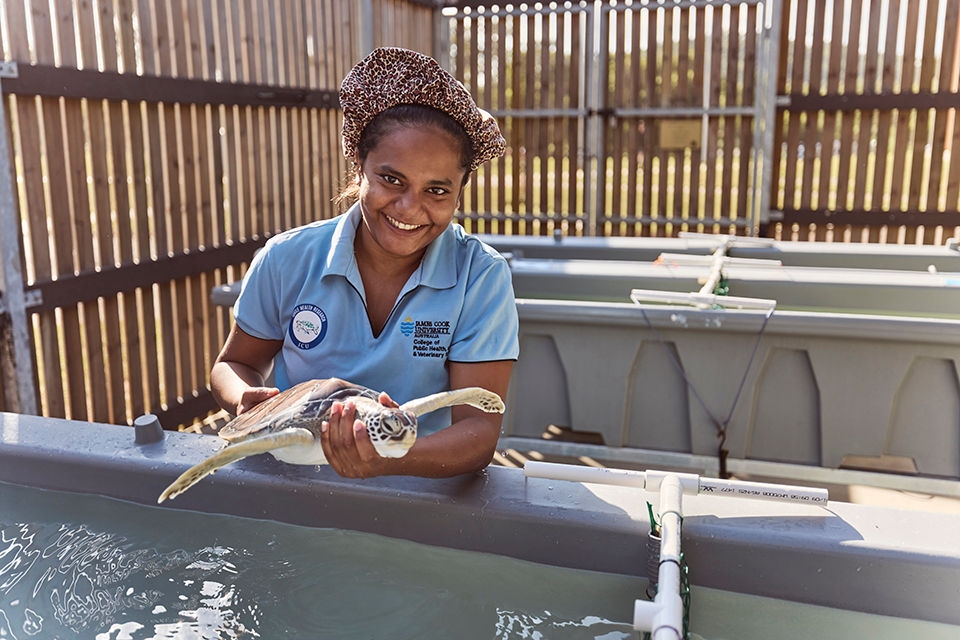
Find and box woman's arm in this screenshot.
[210,324,284,416]
[319,359,514,478]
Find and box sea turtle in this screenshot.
[157,378,505,503]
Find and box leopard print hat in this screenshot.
[339,47,505,171]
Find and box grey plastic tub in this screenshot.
[506,257,960,316]
[478,233,960,272]
[1,411,959,626]
[505,300,960,481]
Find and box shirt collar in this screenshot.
[420,222,458,290]
[327,204,362,277]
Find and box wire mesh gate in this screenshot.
[443,0,781,237]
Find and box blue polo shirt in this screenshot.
[233,204,519,434]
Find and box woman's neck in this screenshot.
[353,228,424,280]
[353,229,424,337]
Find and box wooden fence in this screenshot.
[1,0,958,428]
[774,0,960,244]
[446,0,960,240]
[0,0,433,422]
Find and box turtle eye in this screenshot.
[382,414,403,436]
[381,413,414,439]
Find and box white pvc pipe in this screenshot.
[678,231,778,248]
[698,239,732,299]
[630,288,778,311]
[522,461,647,488]
[524,462,828,638]
[646,470,829,506]
[523,460,829,506]
[633,474,685,639]
[656,252,783,268]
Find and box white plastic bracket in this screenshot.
[0,61,18,78]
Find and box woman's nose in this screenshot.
[395,189,421,213]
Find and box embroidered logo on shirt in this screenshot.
[289,304,327,349]
[409,318,451,359]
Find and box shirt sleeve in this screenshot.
[448,254,520,362]
[233,241,285,341]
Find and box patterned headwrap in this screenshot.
[340,47,505,171]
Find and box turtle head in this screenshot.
[365,409,417,458]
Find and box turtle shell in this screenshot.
[219,378,380,442]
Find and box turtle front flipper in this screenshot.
[399,387,504,417]
[158,428,315,503]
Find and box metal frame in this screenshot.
[750,0,783,234]
[0,62,38,414]
[443,1,598,232]
[594,0,783,237]
[443,0,784,236]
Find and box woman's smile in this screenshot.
[384,213,425,232]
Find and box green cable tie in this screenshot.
[646,501,660,536]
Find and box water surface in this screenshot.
[1,481,957,639]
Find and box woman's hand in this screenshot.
[319,394,398,478]
[236,386,280,416]
[319,400,375,478]
[320,362,513,479]
[211,325,283,416]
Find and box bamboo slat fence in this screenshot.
[0,0,432,422]
[775,0,960,244]
[448,1,776,237]
[1,0,958,429]
[449,2,591,236]
[594,1,766,237]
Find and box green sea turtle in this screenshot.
[158,378,505,503]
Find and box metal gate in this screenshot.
[442,0,781,237]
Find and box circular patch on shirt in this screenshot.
[288,304,328,349]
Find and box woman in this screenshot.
[210,47,519,479]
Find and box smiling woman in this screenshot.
[208,47,519,482]
[350,123,468,326]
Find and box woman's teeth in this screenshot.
[386,215,421,231]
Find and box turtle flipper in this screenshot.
[158,428,315,503]
[399,387,504,417]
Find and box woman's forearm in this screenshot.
[381,415,500,477]
[210,360,272,415]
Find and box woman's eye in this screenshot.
[381,174,401,185]
[428,187,450,196]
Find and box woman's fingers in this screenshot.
[236,387,279,415]
[378,391,399,408]
[321,401,379,478]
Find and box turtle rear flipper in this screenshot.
[158,428,315,503]
[399,387,504,417]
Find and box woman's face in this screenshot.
[356,123,467,261]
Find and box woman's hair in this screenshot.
[335,104,474,206]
